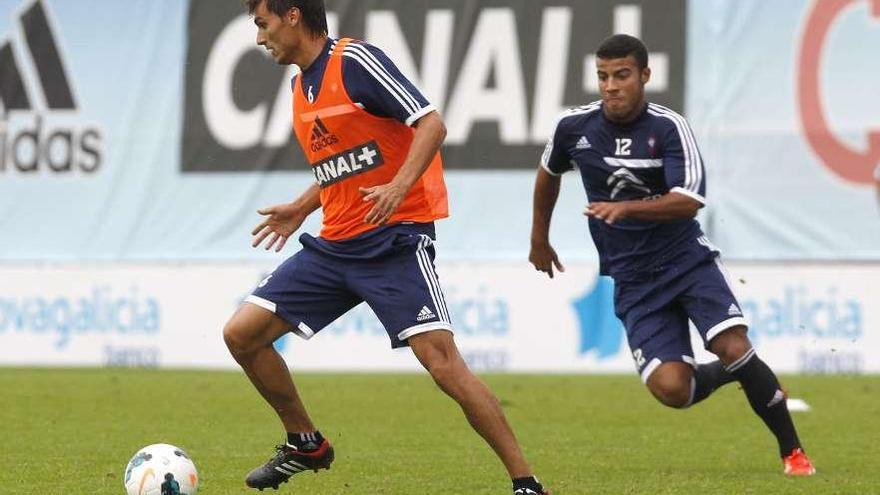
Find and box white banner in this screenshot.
[0,261,877,373]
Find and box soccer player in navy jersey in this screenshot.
[530,34,815,476]
[223,1,548,493]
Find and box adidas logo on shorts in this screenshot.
[576,135,591,149]
[728,303,742,316]
[416,305,436,322]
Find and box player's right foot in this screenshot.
[512,476,550,495]
[245,440,334,490]
[782,448,816,476]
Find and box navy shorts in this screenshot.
[246,223,453,348]
[615,254,748,383]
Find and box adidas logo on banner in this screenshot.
[727,303,742,316]
[576,135,591,149]
[0,0,103,174]
[416,305,436,322]
[309,116,339,152]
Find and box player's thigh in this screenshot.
[621,301,694,384]
[246,247,360,342]
[223,302,291,353]
[351,233,453,349]
[678,257,749,350]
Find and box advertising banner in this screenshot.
[0,0,877,263]
[1,261,876,374]
[182,0,685,172]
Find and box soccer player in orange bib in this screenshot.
[222,1,548,493]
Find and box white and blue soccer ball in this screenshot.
[124,443,199,495]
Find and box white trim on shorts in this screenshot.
[706,316,748,342]
[397,322,454,342]
[640,357,663,383]
[245,295,277,313]
[294,322,316,340]
[245,295,316,340]
[640,355,697,384]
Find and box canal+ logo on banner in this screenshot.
[0,0,103,174]
[180,0,685,172]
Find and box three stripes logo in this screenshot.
[309,116,339,152]
[0,0,103,174]
[416,305,436,322]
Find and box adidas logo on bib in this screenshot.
[416,306,436,322]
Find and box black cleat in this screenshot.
[245,440,334,490]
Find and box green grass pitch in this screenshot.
[1,369,877,494]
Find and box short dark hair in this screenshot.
[245,0,328,36]
[596,34,648,69]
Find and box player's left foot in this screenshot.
[783,448,816,476]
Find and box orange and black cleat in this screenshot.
[783,448,816,476]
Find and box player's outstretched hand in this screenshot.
[585,201,629,224]
[251,203,307,252]
[360,182,407,225]
[529,241,565,279]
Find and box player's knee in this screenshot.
[425,357,470,398]
[223,320,256,360]
[426,359,455,387]
[709,326,751,365]
[649,381,691,409]
[646,365,692,409]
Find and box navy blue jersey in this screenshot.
[542,101,711,279]
[293,38,434,126]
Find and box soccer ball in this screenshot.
[123,443,199,495]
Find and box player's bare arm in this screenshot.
[251,183,322,252]
[585,191,702,225]
[359,111,446,225]
[529,167,565,278]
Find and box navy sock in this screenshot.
[512,476,544,494]
[286,431,324,452]
[727,349,802,456]
[689,360,737,406]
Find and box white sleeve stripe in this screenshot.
[344,44,420,115]
[648,105,698,191]
[350,43,422,112]
[541,162,564,176]
[405,104,435,127]
[670,186,706,205]
[648,106,699,192]
[346,44,419,112]
[540,102,601,174]
[651,104,703,193]
[648,105,703,194]
[341,51,417,116]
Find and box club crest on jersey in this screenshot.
[310,116,340,152]
[312,140,385,187]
